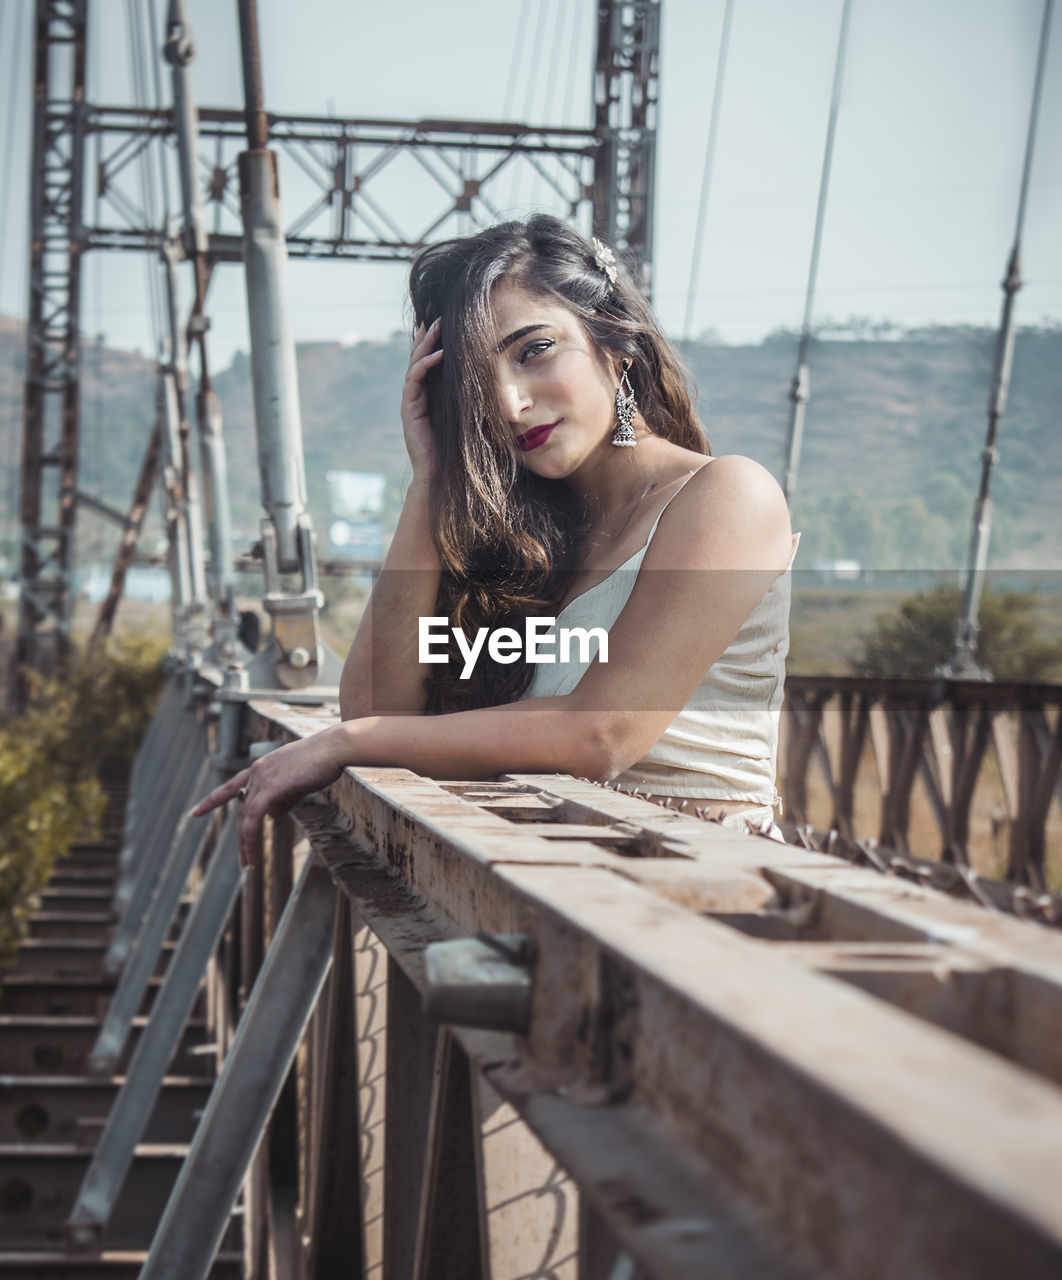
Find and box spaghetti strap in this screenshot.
[555,466,707,619]
[641,466,702,552]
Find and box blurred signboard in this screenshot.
[326,470,387,562]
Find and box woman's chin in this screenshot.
[518,450,575,480]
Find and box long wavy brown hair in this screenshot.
[408,215,709,713]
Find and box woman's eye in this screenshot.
[518,339,554,364]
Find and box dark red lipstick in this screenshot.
[515,421,559,452]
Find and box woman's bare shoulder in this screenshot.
[648,453,792,570]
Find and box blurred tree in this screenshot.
[788,497,841,564]
[883,497,952,569]
[853,583,1062,679]
[824,491,884,566]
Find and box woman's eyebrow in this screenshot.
[495,323,547,354]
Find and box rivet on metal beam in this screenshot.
[423,933,534,1033]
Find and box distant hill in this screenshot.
[1,314,1059,570]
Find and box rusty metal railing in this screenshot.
[61,672,1062,1278]
[782,675,1062,900]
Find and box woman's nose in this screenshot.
[497,375,532,422]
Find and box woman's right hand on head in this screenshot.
[401,319,443,484]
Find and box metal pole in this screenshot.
[164,0,207,260]
[196,384,237,619]
[161,229,208,614]
[683,0,734,342]
[157,365,194,621]
[950,0,1054,677]
[236,0,309,574]
[782,0,852,502]
[234,0,341,691]
[164,0,241,656]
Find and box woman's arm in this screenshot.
[194,456,793,866]
[339,321,443,719]
[193,694,615,866]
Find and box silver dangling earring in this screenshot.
[611,358,637,447]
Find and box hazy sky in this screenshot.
[0,0,1059,367]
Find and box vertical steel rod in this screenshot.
[161,231,208,614]
[782,0,853,502]
[236,0,309,574]
[950,0,1055,676]
[683,0,734,341]
[166,0,241,649]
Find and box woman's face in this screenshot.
[488,281,620,482]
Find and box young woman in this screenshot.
[193,215,796,866]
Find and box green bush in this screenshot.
[0,636,166,974]
[853,584,1062,679]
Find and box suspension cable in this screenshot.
[503,0,532,120]
[542,0,565,127]
[512,0,552,209]
[782,0,853,501]
[522,0,551,124]
[683,0,734,341]
[560,0,583,128]
[125,0,166,358]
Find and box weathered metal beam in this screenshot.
[106,747,213,967]
[92,765,216,1071]
[593,0,660,293]
[86,422,163,653]
[0,1015,210,1078]
[0,1076,211,1147]
[243,697,1062,1280]
[138,849,338,1280]
[290,798,803,1280]
[14,0,88,688]
[67,811,243,1246]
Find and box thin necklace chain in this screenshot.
[578,479,657,568]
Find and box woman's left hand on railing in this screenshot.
[190,728,349,868]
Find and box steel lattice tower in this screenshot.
[17,0,87,680]
[593,0,660,293]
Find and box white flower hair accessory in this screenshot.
[591,237,618,287]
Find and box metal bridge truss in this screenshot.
[15,0,660,679]
[36,673,1062,1276]
[86,109,601,262]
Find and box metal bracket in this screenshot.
[423,933,534,1033]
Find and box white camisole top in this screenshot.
[520,473,800,805]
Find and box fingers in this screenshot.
[406,320,442,378]
[188,766,265,870]
[402,347,444,404]
[411,316,441,360]
[406,325,443,379]
[237,798,266,869]
[189,767,251,818]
